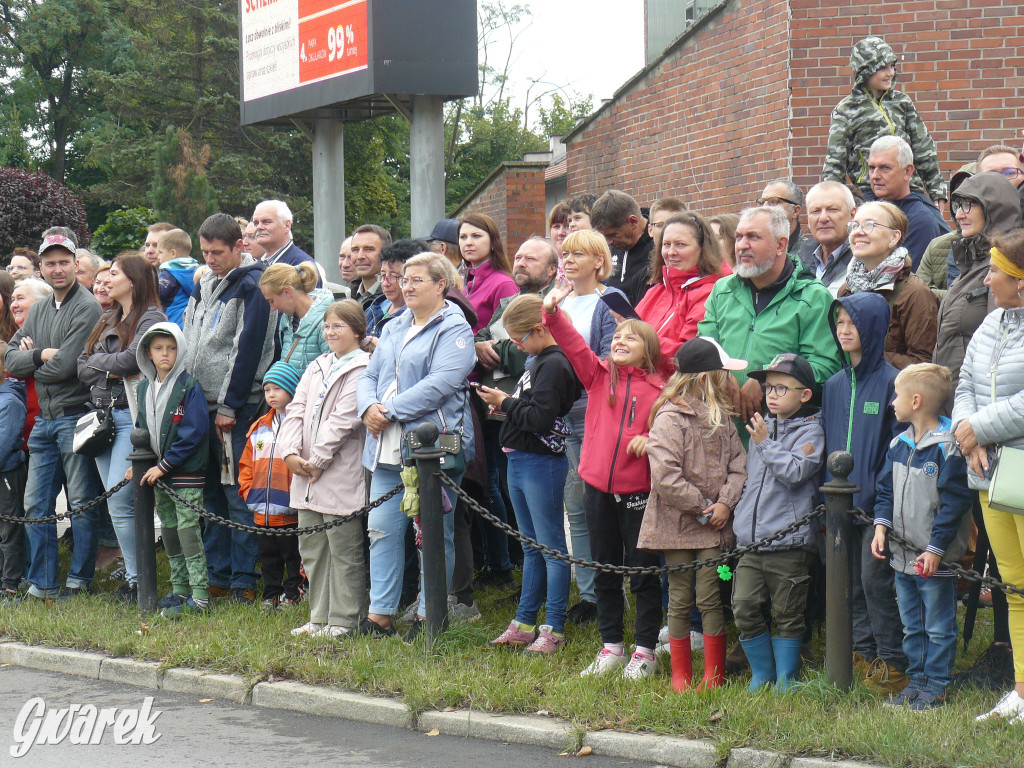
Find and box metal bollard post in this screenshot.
[412,422,448,647]
[821,451,859,690]
[129,428,159,613]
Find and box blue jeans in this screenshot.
[508,451,570,632]
[481,419,513,572]
[23,414,101,594]
[894,571,958,696]
[367,463,458,617]
[202,404,259,590]
[563,402,595,602]
[94,408,137,583]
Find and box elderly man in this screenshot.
[758,179,814,257]
[251,200,313,268]
[698,207,841,427]
[590,190,652,306]
[349,224,392,309]
[242,221,266,261]
[867,136,949,270]
[74,249,103,291]
[798,181,857,297]
[425,218,462,274]
[977,144,1024,226]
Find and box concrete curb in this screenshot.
[0,639,887,768]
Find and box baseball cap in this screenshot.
[38,234,77,257]
[746,353,815,390]
[425,218,459,244]
[674,337,747,374]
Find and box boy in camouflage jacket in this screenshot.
[822,37,946,203]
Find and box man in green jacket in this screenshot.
[697,207,841,427]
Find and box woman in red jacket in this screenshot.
[636,212,731,360]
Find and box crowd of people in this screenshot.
[1,35,1024,724]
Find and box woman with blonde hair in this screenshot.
[260,262,333,372]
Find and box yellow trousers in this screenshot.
[981,491,1024,682]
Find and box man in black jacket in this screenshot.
[590,190,653,307]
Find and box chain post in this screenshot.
[821,450,858,690]
[129,428,159,613]
[412,423,449,647]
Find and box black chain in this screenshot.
[0,478,131,525]
[851,508,1024,598]
[154,480,404,536]
[437,472,824,576]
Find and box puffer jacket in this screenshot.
[543,305,665,495]
[873,418,973,576]
[276,287,333,373]
[638,396,746,552]
[280,351,370,516]
[934,172,1022,410]
[356,301,476,471]
[733,408,824,551]
[636,262,731,359]
[238,410,297,527]
[952,307,1024,490]
[822,36,945,201]
[77,305,165,409]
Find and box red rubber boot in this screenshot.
[698,632,727,690]
[669,636,693,692]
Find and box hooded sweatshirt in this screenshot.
[135,322,209,486]
[822,292,902,516]
[158,257,200,327]
[934,172,1022,411]
[822,36,945,201]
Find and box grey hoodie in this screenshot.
[136,322,190,459]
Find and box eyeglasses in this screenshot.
[847,220,899,235]
[763,383,806,397]
[649,221,667,230]
[996,168,1023,179]
[756,196,799,207]
[950,198,975,215]
[242,234,257,242]
[322,323,351,334]
[398,276,435,288]
[380,271,402,284]
[510,328,533,347]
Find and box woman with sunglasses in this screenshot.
[838,201,937,369]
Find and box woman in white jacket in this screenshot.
[279,299,370,638]
[952,229,1024,723]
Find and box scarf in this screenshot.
[844,246,909,294]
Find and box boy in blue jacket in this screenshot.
[0,362,28,599]
[133,322,211,618]
[733,353,825,692]
[822,292,907,692]
[872,363,973,710]
[156,229,200,328]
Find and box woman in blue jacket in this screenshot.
[356,252,476,641]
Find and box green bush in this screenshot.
[91,206,156,259]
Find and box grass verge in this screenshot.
[0,551,1020,768]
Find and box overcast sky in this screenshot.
[494,0,646,118]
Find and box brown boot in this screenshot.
[853,652,871,680]
[864,657,908,695]
[207,585,231,598]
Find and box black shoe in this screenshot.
[111,582,137,605]
[354,617,397,638]
[951,641,1015,691]
[565,599,598,626]
[404,618,426,644]
[474,568,515,589]
[231,587,257,604]
[58,585,91,600]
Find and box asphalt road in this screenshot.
[0,666,654,768]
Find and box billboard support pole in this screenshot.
[313,117,345,284]
[410,95,445,239]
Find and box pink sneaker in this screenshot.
[526,625,565,654]
[491,621,538,647]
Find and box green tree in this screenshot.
[91,205,155,258]
[537,93,593,138]
[150,126,218,238]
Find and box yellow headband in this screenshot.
[990,247,1024,280]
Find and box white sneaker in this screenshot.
[580,648,627,677]
[322,624,351,638]
[290,621,325,637]
[690,630,704,654]
[655,626,670,656]
[623,651,659,680]
[976,689,1024,722]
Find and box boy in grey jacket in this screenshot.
[732,353,825,692]
[872,363,972,711]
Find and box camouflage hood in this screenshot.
[850,37,898,88]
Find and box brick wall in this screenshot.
[566,0,1024,218]
[451,162,548,251]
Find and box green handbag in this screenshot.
[988,446,1024,515]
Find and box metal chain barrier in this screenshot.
[154,479,404,536]
[437,472,824,576]
[850,507,1024,598]
[0,478,131,525]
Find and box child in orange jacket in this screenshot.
[239,362,302,609]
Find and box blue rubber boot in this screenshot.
[772,636,802,692]
[739,632,776,692]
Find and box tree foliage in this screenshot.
[0,167,90,255]
[91,205,155,258]
[150,127,218,238]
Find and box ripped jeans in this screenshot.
[366,463,460,618]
